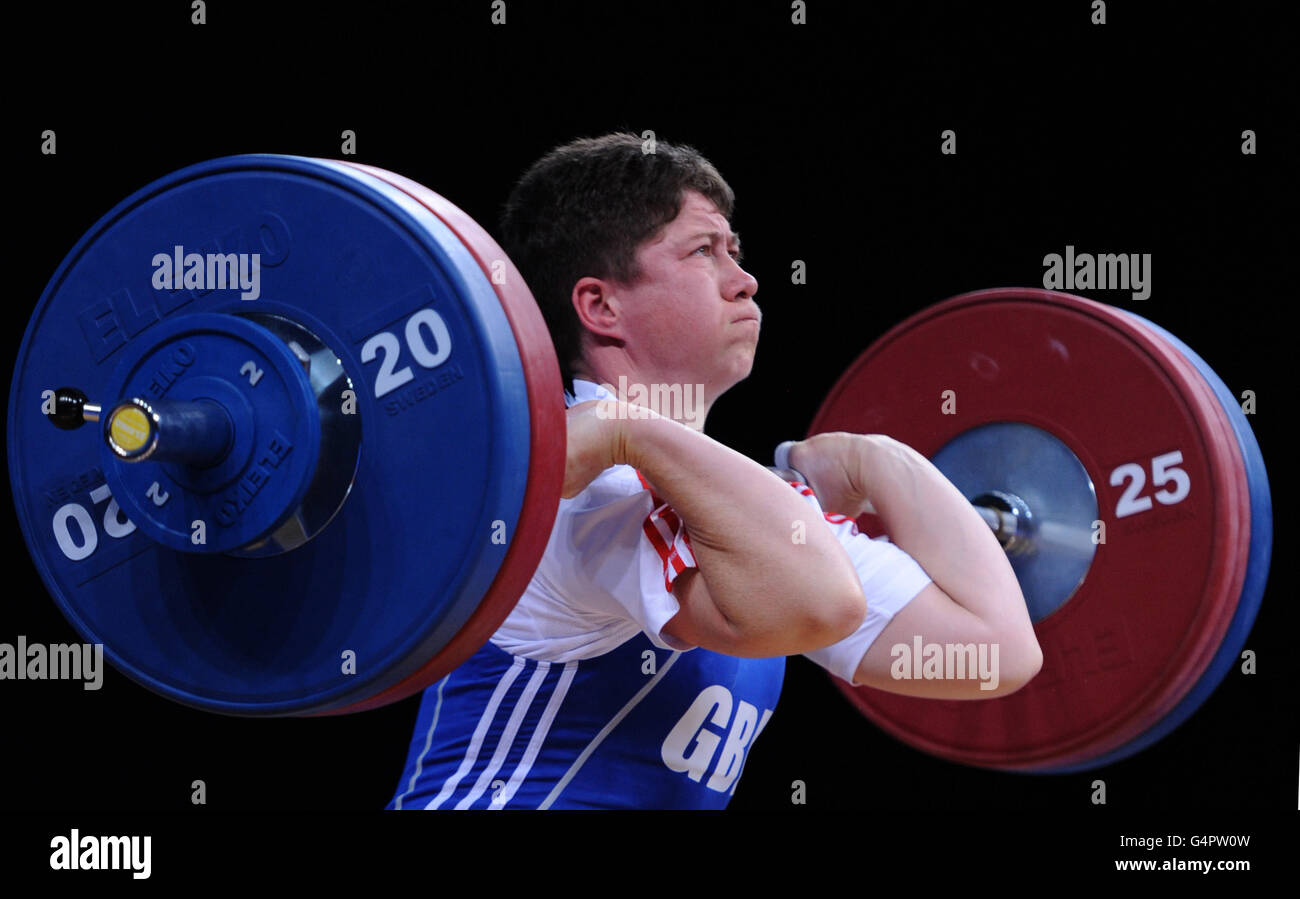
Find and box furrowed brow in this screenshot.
[685,230,743,259]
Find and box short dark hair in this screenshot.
[498,133,735,394]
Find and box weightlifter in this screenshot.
[387,133,1043,809]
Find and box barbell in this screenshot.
[810,289,1271,772]
[7,155,1271,773]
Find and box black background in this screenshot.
[3,0,1294,878]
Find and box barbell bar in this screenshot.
[7,156,1271,772]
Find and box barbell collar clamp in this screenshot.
[971,490,1035,554]
[46,387,100,429]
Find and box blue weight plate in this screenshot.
[99,312,322,554]
[8,155,534,715]
[1044,310,1272,772]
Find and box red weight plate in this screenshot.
[317,164,565,715]
[812,288,1249,770]
[1083,309,1252,761]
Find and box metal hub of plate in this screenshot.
[231,311,361,557]
[931,421,1099,623]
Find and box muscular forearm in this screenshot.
[841,435,1031,634]
[615,412,865,642]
